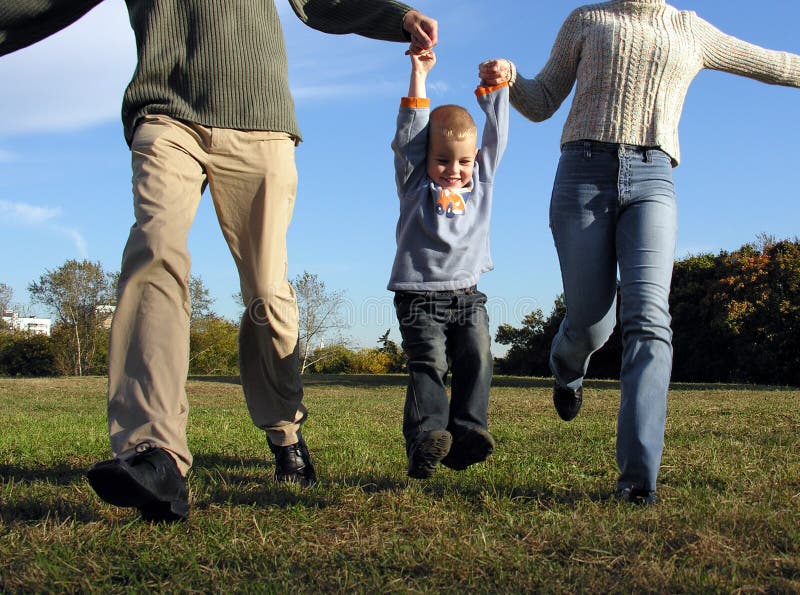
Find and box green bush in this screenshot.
[0,332,59,377]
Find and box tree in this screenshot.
[189,315,239,375]
[377,329,406,372]
[292,271,348,373]
[494,293,622,379]
[189,275,215,324]
[28,259,113,376]
[0,283,12,314]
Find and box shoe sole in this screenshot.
[441,428,495,471]
[407,431,452,479]
[87,461,188,522]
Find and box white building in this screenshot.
[1,311,52,336]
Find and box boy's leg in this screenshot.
[395,291,452,477]
[204,130,307,448]
[107,115,208,475]
[442,289,495,470]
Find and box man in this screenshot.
[0,1,437,521]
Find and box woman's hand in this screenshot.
[479,58,512,86]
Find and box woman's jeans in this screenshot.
[549,141,677,492]
[394,288,493,451]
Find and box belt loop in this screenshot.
[583,141,591,160]
[644,148,651,163]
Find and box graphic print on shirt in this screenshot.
[434,187,471,219]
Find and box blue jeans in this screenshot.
[394,288,493,450]
[549,141,677,492]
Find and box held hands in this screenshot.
[409,48,436,76]
[479,58,512,86]
[403,10,438,53]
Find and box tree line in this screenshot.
[495,236,800,386]
[2,236,798,385]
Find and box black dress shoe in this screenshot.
[553,383,583,421]
[407,429,452,479]
[618,487,658,506]
[268,431,317,487]
[87,441,189,522]
[441,427,495,471]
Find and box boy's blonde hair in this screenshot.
[429,105,477,141]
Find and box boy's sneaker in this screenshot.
[553,383,583,421]
[618,487,658,506]
[407,429,452,479]
[267,431,317,487]
[441,427,495,471]
[87,441,189,522]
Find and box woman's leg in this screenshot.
[548,146,620,391]
[614,148,677,492]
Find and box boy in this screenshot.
[389,50,509,479]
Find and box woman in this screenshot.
[480,0,800,504]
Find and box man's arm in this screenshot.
[287,0,436,49]
[0,0,104,57]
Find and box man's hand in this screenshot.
[479,59,512,86]
[403,10,438,53]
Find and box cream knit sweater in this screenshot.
[508,0,800,165]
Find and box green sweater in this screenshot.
[0,0,414,144]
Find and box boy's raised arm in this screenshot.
[392,49,435,196]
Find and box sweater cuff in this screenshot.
[400,97,431,108]
[507,61,517,87]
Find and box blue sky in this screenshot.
[1,0,798,354]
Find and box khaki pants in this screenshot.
[107,115,306,475]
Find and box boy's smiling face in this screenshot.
[426,133,478,190]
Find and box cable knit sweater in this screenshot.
[0,0,413,145]
[508,0,800,165]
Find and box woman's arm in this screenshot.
[693,14,800,88]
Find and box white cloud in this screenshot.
[0,149,14,162]
[0,200,88,256]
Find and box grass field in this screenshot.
[0,375,798,593]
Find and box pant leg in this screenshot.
[447,290,493,436]
[548,147,620,390]
[107,115,208,475]
[394,291,450,449]
[615,148,677,491]
[203,129,305,447]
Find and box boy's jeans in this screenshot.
[394,288,493,450]
[549,141,677,492]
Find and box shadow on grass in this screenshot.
[0,462,86,486]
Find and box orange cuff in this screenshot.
[400,97,431,108]
[475,81,509,96]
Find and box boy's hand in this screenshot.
[408,48,436,75]
[403,10,438,53]
[479,59,512,86]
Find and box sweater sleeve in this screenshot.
[288,0,412,42]
[509,8,583,123]
[692,14,800,88]
[391,98,430,199]
[475,83,510,183]
[0,0,104,57]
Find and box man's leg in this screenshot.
[205,129,313,485]
[90,115,208,520]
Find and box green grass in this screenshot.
[0,375,798,593]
